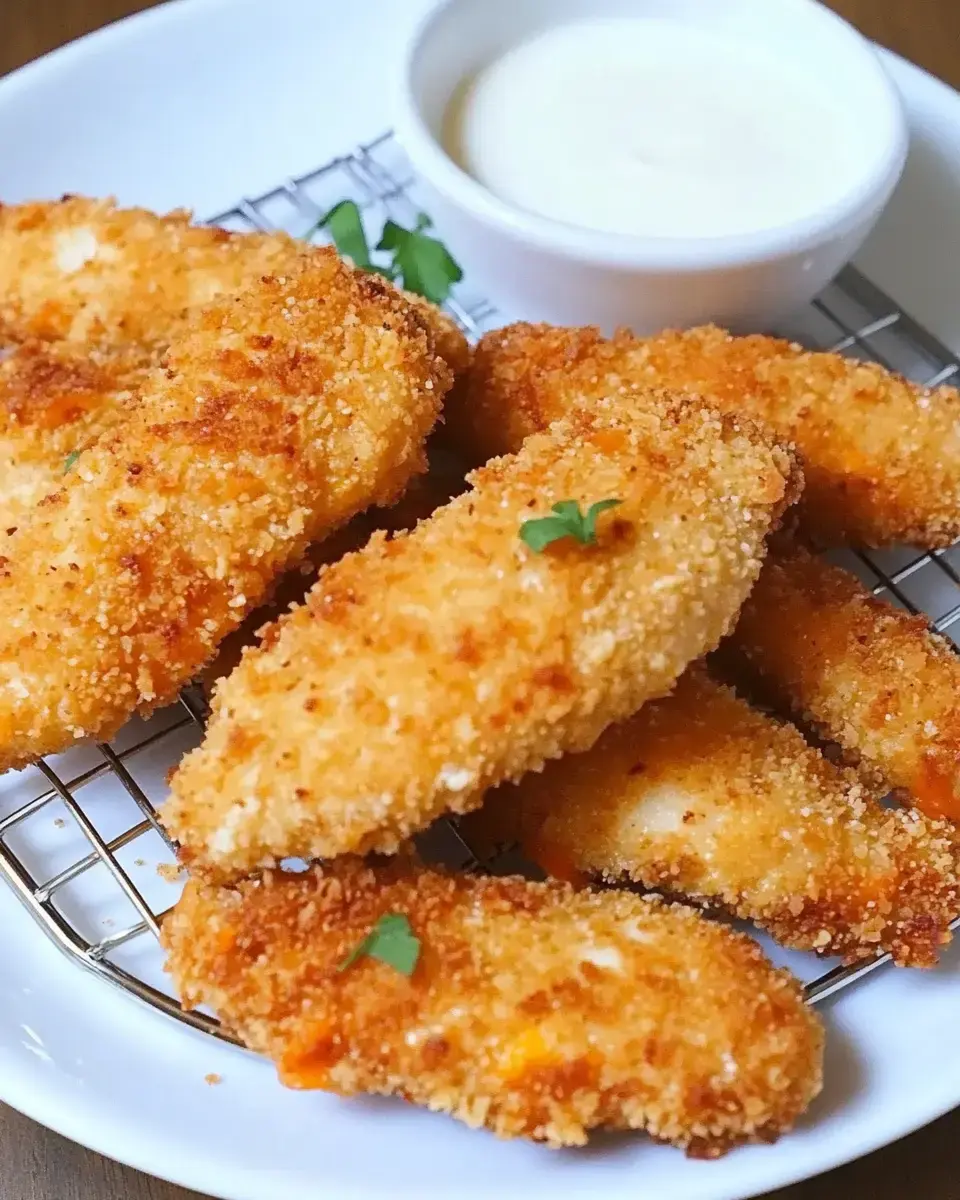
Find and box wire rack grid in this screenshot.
[1,132,959,1041]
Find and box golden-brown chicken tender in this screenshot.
[444,322,960,547]
[469,666,960,966]
[0,199,469,534]
[0,252,449,769]
[0,196,468,366]
[162,861,824,1153]
[164,391,799,876]
[727,542,960,822]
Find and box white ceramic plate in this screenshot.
[2,3,960,1198]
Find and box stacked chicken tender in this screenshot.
[5,197,960,1156]
[443,321,960,970]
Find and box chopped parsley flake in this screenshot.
[338,912,421,977]
[520,499,623,552]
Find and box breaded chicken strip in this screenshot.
[468,667,960,966]
[445,322,960,547]
[163,861,823,1153]
[0,252,449,769]
[728,541,960,822]
[0,196,467,367]
[0,198,468,531]
[165,392,799,875]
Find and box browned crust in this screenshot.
[165,387,799,876]
[442,321,960,547]
[728,541,960,822]
[0,250,449,768]
[0,339,152,532]
[0,196,309,347]
[162,861,823,1152]
[470,665,960,966]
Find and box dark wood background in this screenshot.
[1,1,959,1197]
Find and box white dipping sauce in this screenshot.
[444,19,866,239]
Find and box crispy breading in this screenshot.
[162,861,823,1153]
[401,291,472,380]
[444,321,960,547]
[0,252,449,769]
[0,198,306,534]
[0,196,313,348]
[0,195,468,366]
[200,465,469,696]
[727,541,960,822]
[0,199,468,533]
[164,390,799,876]
[0,339,151,533]
[468,666,960,966]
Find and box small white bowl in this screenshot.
[394,0,908,333]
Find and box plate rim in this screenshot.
[1,4,960,1198]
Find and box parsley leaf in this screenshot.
[63,450,81,475]
[307,202,462,305]
[306,204,461,304]
[520,499,623,553]
[312,199,376,271]
[377,214,463,305]
[338,912,421,977]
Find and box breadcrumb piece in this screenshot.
[162,861,823,1153]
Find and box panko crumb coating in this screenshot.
[470,665,960,966]
[444,321,960,547]
[165,389,799,876]
[163,861,824,1153]
[0,198,468,533]
[0,196,311,348]
[0,251,449,768]
[729,541,960,823]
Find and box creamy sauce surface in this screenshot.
[444,19,866,238]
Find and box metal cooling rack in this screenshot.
[1,132,959,1039]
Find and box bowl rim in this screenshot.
[394,0,910,272]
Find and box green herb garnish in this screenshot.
[63,450,81,475]
[376,215,463,305]
[337,912,421,977]
[520,499,623,553]
[306,202,462,305]
[315,200,378,272]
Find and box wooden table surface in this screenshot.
[1,1,960,1197]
